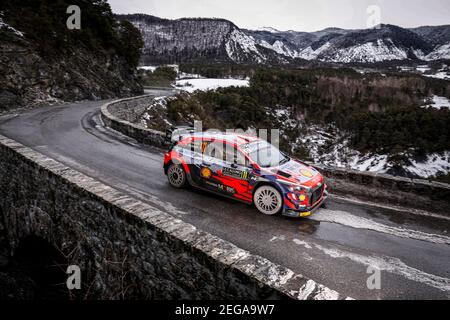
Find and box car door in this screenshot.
[214,143,253,202]
[186,139,212,186]
[193,140,225,191]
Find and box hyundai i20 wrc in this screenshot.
[163,132,328,217]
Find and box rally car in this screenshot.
[163,132,328,217]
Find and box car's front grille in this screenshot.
[310,184,324,206]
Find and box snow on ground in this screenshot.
[399,66,415,72]
[327,39,408,63]
[138,64,179,73]
[139,65,204,80]
[416,65,431,73]
[399,64,450,80]
[225,29,266,63]
[298,42,331,60]
[407,153,450,178]
[138,66,158,72]
[259,40,298,58]
[177,72,203,80]
[298,39,409,63]
[139,96,175,131]
[423,71,450,80]
[422,95,450,110]
[425,43,450,61]
[294,124,450,178]
[175,78,250,93]
[417,64,450,80]
[0,17,24,37]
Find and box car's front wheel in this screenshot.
[167,163,187,188]
[253,185,283,215]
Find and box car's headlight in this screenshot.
[288,185,309,192]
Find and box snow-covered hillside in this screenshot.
[117,14,272,64]
[138,95,450,179]
[319,39,409,63]
[422,95,450,110]
[425,44,450,60]
[268,105,450,179]
[175,78,249,92]
[118,14,450,65]
[0,16,24,37]
[294,124,450,178]
[225,29,266,63]
[248,24,450,64]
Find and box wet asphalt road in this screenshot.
[0,90,449,300]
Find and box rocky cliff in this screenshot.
[116,14,284,65]
[0,1,144,111]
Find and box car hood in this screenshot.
[272,160,323,187]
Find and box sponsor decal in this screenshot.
[300,211,312,218]
[200,167,212,179]
[300,169,313,178]
[226,186,236,194]
[205,181,219,188]
[205,181,236,194]
[223,167,250,180]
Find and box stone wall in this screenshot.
[101,95,167,148]
[311,164,450,214]
[102,96,450,215]
[0,134,345,300]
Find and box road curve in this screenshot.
[0,90,449,300]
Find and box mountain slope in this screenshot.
[118,14,450,65]
[247,24,442,63]
[117,14,283,64]
[410,25,450,60]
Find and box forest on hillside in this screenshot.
[0,0,143,67]
[167,67,450,159]
[0,0,144,109]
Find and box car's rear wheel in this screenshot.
[253,185,283,215]
[167,163,187,188]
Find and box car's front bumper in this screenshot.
[282,191,328,218]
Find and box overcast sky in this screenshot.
[109,0,450,32]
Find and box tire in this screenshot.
[253,185,283,216]
[167,163,187,189]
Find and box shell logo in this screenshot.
[200,167,212,179]
[300,169,313,178]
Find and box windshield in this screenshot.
[245,141,289,168]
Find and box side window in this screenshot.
[205,141,225,161]
[224,145,249,167]
[181,140,210,155]
[237,150,250,167]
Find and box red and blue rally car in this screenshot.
[163,132,327,217]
